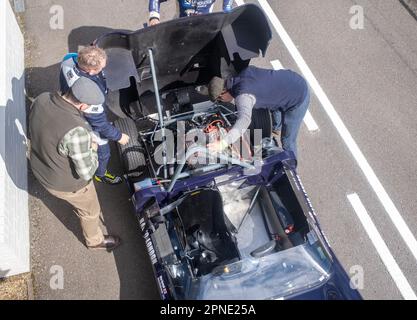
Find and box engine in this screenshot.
[184,114,229,167]
[180,111,253,169]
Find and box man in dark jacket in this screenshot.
[29,77,121,250]
[208,66,310,158]
[148,0,233,25]
[60,46,129,185]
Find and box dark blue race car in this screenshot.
[95,4,362,300]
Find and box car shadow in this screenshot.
[26,57,159,299]
[96,142,160,300]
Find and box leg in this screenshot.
[272,110,282,131]
[281,90,310,158]
[46,181,104,247]
[94,142,123,184]
[95,143,110,177]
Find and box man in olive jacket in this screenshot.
[29,77,120,251]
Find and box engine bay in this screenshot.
[122,86,256,183]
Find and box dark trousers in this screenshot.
[272,89,310,158]
[96,143,111,177]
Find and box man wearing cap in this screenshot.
[29,77,121,251]
[60,46,130,185]
[208,66,310,158]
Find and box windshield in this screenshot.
[186,238,332,300]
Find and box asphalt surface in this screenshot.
[241,0,417,300]
[24,0,160,300]
[23,0,417,299]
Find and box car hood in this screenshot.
[95,4,271,93]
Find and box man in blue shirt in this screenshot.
[207,66,310,159]
[60,46,130,184]
[148,0,233,25]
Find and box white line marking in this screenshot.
[303,111,320,132]
[347,193,417,300]
[234,0,245,6]
[257,0,417,264]
[270,59,319,132]
[270,59,284,70]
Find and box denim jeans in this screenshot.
[272,89,310,158]
[96,143,111,177]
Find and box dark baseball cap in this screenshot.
[70,77,105,105]
[208,76,226,102]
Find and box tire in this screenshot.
[114,118,146,174]
[249,108,272,139]
[219,103,272,139]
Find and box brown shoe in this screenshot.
[88,235,121,251]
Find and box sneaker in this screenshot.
[94,171,123,185]
[88,235,121,251]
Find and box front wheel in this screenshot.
[248,108,272,145]
[114,118,146,175]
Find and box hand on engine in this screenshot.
[207,139,228,153]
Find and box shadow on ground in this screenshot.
[26,25,159,299]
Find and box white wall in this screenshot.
[0,0,29,277]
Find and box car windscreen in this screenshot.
[186,237,332,300]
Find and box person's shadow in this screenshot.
[1,76,29,192]
[0,76,29,281]
[25,25,159,299]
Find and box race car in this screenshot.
[95,4,362,300]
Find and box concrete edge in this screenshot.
[26,272,34,300]
[400,0,417,21]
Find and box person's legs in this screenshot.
[95,143,110,178]
[272,110,282,131]
[281,90,310,158]
[46,181,104,247]
[94,143,122,184]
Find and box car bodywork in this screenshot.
[95,4,362,300]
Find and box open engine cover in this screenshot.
[95,4,272,95]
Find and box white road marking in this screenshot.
[270,59,284,70]
[234,0,245,6]
[256,0,417,264]
[270,59,319,132]
[347,193,417,300]
[302,111,320,132]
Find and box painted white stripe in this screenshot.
[303,111,320,132]
[270,59,283,70]
[270,59,319,132]
[347,194,417,300]
[234,0,245,6]
[257,0,417,264]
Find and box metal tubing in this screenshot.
[167,146,255,192]
[148,48,168,178]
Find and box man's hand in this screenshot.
[149,18,160,26]
[91,141,98,152]
[207,139,228,153]
[118,133,130,145]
